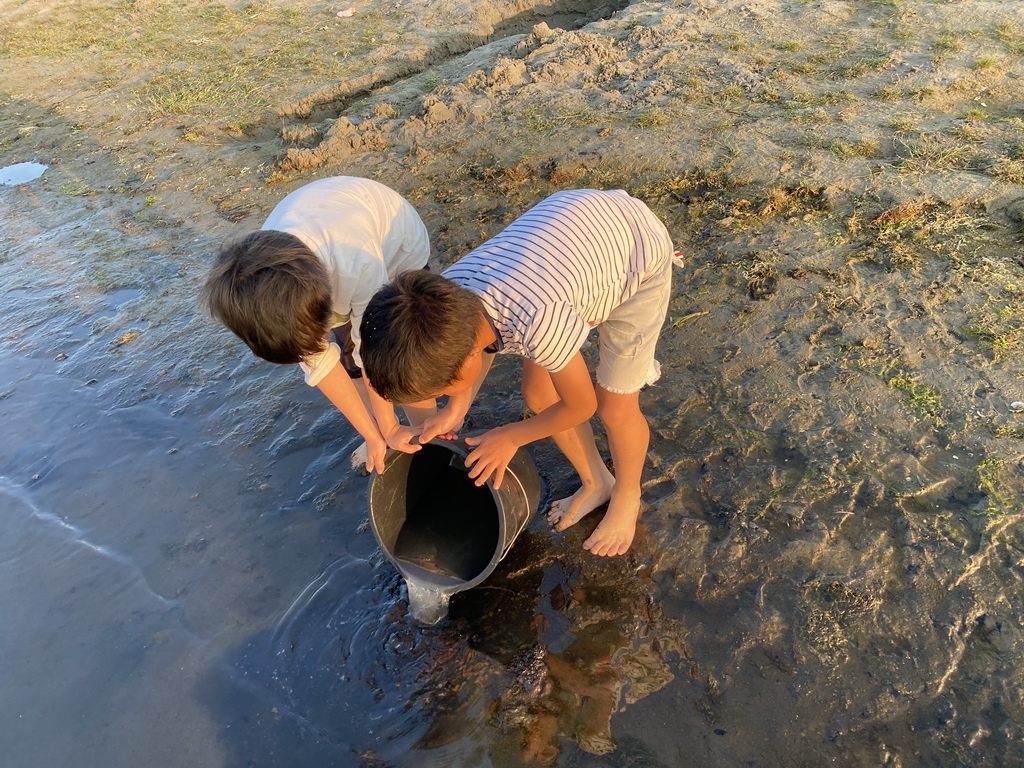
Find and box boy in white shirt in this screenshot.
[203,176,438,473]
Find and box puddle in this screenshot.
[67,322,96,343]
[105,287,143,307]
[0,162,48,185]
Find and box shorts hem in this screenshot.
[597,359,661,395]
[597,381,644,395]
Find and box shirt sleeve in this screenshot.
[386,208,431,277]
[521,302,591,372]
[299,341,341,387]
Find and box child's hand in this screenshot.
[417,406,466,444]
[384,424,423,454]
[464,426,520,489]
[365,434,388,474]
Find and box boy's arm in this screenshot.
[416,352,495,443]
[464,352,596,488]
[364,379,424,453]
[316,363,388,473]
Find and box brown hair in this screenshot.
[360,270,484,403]
[201,230,332,364]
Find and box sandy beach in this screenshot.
[2,0,1024,765]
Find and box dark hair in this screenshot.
[360,271,484,403]
[201,230,332,364]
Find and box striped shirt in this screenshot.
[442,189,673,372]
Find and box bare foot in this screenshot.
[547,471,614,533]
[582,489,641,557]
[349,441,369,475]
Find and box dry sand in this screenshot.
[2,0,1024,765]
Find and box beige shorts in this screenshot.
[595,255,673,395]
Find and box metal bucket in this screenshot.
[369,437,541,622]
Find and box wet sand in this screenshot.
[2,0,1024,765]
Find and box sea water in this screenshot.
[406,579,455,625]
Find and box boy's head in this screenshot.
[202,230,332,364]
[360,270,484,403]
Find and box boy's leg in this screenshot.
[400,399,436,428]
[583,246,672,555]
[522,359,615,531]
[588,386,648,557]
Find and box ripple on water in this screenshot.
[0,481,79,574]
[258,555,496,765]
[0,477,176,608]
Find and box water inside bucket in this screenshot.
[392,443,500,582]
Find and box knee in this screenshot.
[522,379,553,414]
[596,388,642,426]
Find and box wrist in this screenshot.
[384,425,408,446]
[503,421,528,450]
[362,428,386,446]
[494,422,523,447]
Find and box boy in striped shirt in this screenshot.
[360,189,674,557]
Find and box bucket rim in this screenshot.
[368,435,533,592]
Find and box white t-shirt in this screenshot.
[261,176,430,385]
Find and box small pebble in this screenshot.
[1010,401,1024,412]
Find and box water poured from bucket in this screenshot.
[405,580,452,626]
[369,438,542,624]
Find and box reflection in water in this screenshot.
[238,530,684,767]
[104,287,143,308]
[0,161,47,185]
[450,540,684,766]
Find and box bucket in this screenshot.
[369,437,542,623]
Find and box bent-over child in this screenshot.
[202,176,438,474]
[360,189,674,556]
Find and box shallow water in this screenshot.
[0,161,47,185]
[4,56,1024,763]
[5,247,1024,768]
[0,342,685,767]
